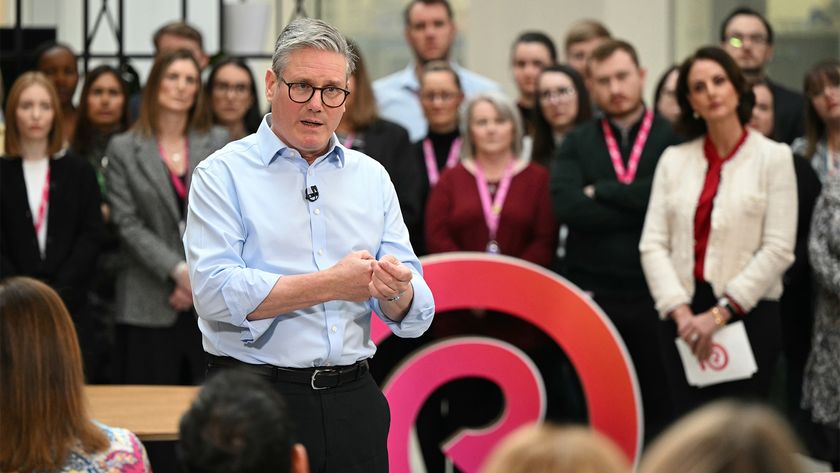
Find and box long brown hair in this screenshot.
[802,59,840,159]
[0,277,108,472]
[341,39,379,131]
[3,72,65,156]
[134,49,211,136]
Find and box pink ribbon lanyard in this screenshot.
[342,132,355,149]
[33,166,51,234]
[474,159,515,244]
[423,137,462,187]
[601,110,653,184]
[157,139,189,200]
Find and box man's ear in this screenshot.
[265,69,277,102]
[291,443,309,473]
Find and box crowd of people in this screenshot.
[1,0,838,472]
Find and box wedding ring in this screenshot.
[690,333,699,343]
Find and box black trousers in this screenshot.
[657,282,782,418]
[114,311,205,385]
[207,361,390,473]
[593,292,675,444]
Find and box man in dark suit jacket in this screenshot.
[551,39,679,445]
[720,7,805,144]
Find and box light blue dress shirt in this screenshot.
[373,62,502,142]
[184,115,435,367]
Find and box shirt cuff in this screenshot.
[220,269,281,343]
[372,278,435,338]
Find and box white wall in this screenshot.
[465,0,672,105]
[4,0,688,107]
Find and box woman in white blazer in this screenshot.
[639,47,796,417]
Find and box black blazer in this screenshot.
[0,153,104,313]
[769,79,806,145]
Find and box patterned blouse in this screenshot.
[60,422,151,473]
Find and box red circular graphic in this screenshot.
[371,253,643,471]
[705,343,730,371]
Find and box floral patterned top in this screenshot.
[60,422,151,472]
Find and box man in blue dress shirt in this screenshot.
[184,17,435,473]
[373,0,500,141]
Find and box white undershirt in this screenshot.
[22,158,49,258]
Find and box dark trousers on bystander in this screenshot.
[593,291,675,444]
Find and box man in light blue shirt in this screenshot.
[373,0,501,141]
[184,18,434,473]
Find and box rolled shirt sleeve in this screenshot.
[185,157,280,342]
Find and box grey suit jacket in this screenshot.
[105,126,228,327]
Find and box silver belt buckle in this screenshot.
[311,368,338,390]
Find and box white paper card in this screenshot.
[675,321,758,388]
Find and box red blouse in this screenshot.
[693,128,749,282]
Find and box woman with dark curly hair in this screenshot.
[640,46,797,417]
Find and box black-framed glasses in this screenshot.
[726,33,769,48]
[539,87,576,103]
[280,79,350,108]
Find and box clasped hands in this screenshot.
[330,250,412,303]
[169,262,193,311]
[671,304,730,362]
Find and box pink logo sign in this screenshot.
[700,343,729,371]
[371,253,642,472]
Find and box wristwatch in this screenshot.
[717,297,738,317]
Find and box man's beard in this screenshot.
[419,53,450,65]
[741,67,764,81]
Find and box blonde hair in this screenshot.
[639,401,807,473]
[481,424,629,473]
[3,72,64,156]
[461,91,524,158]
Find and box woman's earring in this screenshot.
[692,111,699,119]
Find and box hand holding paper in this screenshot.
[675,321,757,388]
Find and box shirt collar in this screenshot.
[256,113,346,168]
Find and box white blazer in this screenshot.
[640,129,797,318]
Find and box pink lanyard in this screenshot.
[33,166,51,234]
[157,139,189,200]
[423,137,462,186]
[342,133,355,149]
[474,159,515,249]
[600,110,653,184]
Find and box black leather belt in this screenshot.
[207,354,369,390]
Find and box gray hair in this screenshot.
[461,91,525,158]
[271,18,356,78]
